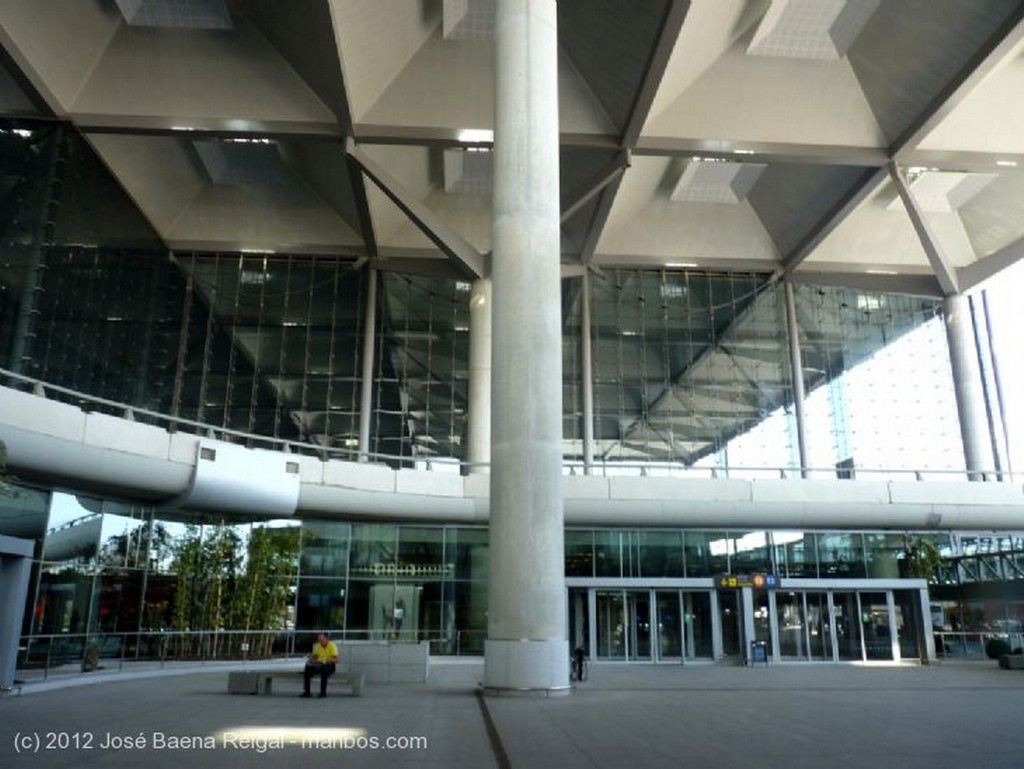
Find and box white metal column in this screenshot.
[943,293,995,480]
[358,267,378,462]
[581,271,595,474]
[467,277,492,473]
[784,280,809,477]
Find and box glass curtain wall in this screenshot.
[796,285,961,478]
[19,505,957,669]
[585,269,788,469]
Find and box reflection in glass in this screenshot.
[656,591,681,659]
[300,521,350,578]
[718,590,741,657]
[449,527,488,582]
[596,590,626,659]
[776,592,806,659]
[594,530,622,578]
[753,591,772,651]
[0,484,50,539]
[861,591,893,660]
[727,530,772,574]
[397,526,444,568]
[685,592,713,659]
[773,531,816,578]
[894,590,922,660]
[864,533,903,578]
[565,529,594,577]
[817,533,866,578]
[639,530,683,577]
[684,531,725,577]
[349,523,397,576]
[568,588,590,654]
[833,591,862,660]
[627,590,652,660]
[806,593,832,661]
[301,577,348,631]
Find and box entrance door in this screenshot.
[594,589,654,661]
[656,591,682,660]
[627,591,652,660]
[567,588,590,657]
[718,589,742,658]
[860,591,894,661]
[806,593,832,661]
[833,591,862,660]
[596,590,626,659]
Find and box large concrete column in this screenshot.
[358,267,378,462]
[783,280,809,477]
[943,293,994,480]
[466,278,492,473]
[485,0,567,691]
[0,535,34,690]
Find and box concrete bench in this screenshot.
[228,668,365,696]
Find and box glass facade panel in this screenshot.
[9,499,956,667]
[865,533,904,579]
[638,530,684,577]
[596,590,626,659]
[397,526,444,569]
[449,527,488,581]
[860,592,893,661]
[894,590,922,660]
[773,531,816,578]
[565,529,594,577]
[753,591,772,650]
[656,591,681,658]
[727,530,772,574]
[594,530,623,578]
[817,533,867,578]
[833,591,862,660]
[300,521,350,578]
[684,592,713,659]
[806,593,832,661]
[797,286,960,478]
[685,531,726,577]
[349,524,397,578]
[298,577,346,632]
[776,592,807,660]
[627,590,652,660]
[451,580,488,655]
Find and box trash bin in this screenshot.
[749,640,768,666]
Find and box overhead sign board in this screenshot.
[716,573,780,590]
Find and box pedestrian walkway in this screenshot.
[3,659,1023,769]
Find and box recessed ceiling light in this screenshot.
[666,262,698,268]
[996,160,1018,168]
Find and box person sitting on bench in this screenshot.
[301,633,338,698]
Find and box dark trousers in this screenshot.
[303,661,336,695]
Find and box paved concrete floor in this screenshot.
[3,660,1024,769]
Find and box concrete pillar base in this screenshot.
[483,638,570,693]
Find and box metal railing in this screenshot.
[1,367,1017,484]
[14,628,485,684]
[934,631,1024,660]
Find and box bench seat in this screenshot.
[228,668,365,696]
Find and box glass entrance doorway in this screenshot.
[595,590,651,660]
[585,588,713,662]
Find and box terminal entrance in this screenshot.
[568,585,927,664]
[568,588,715,662]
